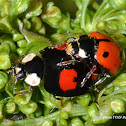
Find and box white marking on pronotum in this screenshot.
[25,73,41,86]
[22,53,36,64]
[78,48,87,58]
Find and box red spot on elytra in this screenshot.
[59,69,77,91]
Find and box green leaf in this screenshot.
[19,23,50,44]
[110,98,125,113]
[17,100,38,115]
[41,3,62,25]
[9,0,29,18]
[0,71,8,90]
[0,1,10,17]
[108,0,126,10]
[24,0,42,19]
[0,52,11,70]
[14,92,32,105]
[0,34,17,52]
[70,118,84,126]
[4,102,16,114]
[0,16,12,33]
[0,103,3,119]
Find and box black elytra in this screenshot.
[41,47,93,97]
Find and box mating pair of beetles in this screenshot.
[12,32,123,97]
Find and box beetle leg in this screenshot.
[80,65,97,87]
[57,59,79,66]
[94,74,110,85]
[14,86,35,95]
[13,77,18,85]
[14,90,30,95]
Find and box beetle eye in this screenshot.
[102,52,109,58]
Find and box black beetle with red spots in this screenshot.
[11,32,123,97]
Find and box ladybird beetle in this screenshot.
[61,32,122,76]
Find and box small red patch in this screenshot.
[59,69,77,91]
[55,45,67,50]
